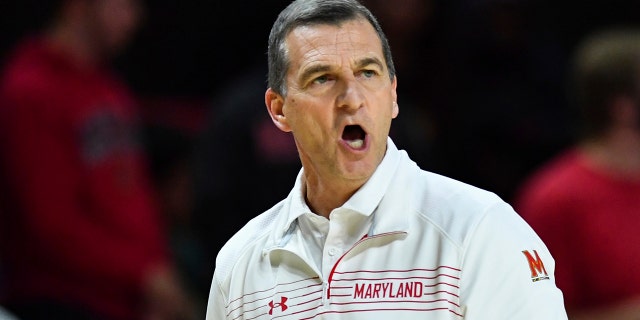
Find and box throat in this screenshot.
[304,178,360,219]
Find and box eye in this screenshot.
[313,75,330,84]
[361,69,377,78]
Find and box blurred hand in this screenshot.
[143,264,198,320]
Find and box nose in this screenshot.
[336,78,365,112]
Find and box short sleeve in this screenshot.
[460,201,568,319]
[206,272,229,320]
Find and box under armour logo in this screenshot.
[268,296,288,315]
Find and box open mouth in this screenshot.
[342,125,366,149]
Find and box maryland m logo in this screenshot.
[522,250,550,282]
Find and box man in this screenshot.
[514,29,640,319]
[206,0,568,319]
[0,0,195,319]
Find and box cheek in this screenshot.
[285,95,335,137]
[289,109,326,145]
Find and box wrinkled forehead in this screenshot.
[284,18,384,65]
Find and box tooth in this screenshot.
[347,139,363,148]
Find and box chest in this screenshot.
[570,187,640,301]
[225,233,464,319]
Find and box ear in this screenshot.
[265,88,291,132]
[391,76,399,119]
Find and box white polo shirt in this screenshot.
[206,138,568,319]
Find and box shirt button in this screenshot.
[328,248,337,256]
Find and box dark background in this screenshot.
[2,0,640,308]
[2,1,638,99]
[0,0,291,96]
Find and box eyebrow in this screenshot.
[298,56,385,83]
[356,57,385,71]
[299,64,332,84]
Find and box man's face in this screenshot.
[89,0,142,55]
[275,18,398,183]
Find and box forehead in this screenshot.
[284,18,384,70]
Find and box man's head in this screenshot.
[267,0,395,97]
[570,29,640,139]
[264,0,398,187]
[53,0,143,58]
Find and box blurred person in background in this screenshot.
[189,0,298,302]
[513,29,640,319]
[0,0,196,319]
[190,61,302,301]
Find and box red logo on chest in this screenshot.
[268,296,289,315]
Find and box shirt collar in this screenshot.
[279,137,402,238]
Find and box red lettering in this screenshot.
[404,282,413,297]
[354,283,365,298]
[365,284,372,298]
[373,283,382,298]
[522,250,548,278]
[381,283,391,298]
[413,281,423,297]
[396,282,405,297]
[354,281,425,299]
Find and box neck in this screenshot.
[303,171,365,219]
[46,21,101,69]
[580,127,640,179]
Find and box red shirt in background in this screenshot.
[513,148,640,311]
[0,36,169,320]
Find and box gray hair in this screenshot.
[267,0,396,96]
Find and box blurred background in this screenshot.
[1,0,640,318]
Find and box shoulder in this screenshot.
[385,153,526,253]
[404,165,510,247]
[212,199,286,283]
[1,39,66,110]
[513,149,585,219]
[2,39,52,87]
